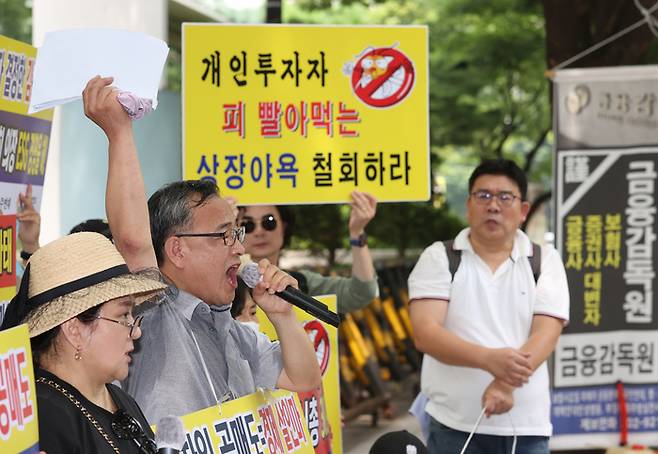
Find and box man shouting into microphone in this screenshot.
[83,76,321,423]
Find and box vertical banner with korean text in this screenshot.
[0,35,52,212]
[183,24,429,204]
[0,34,54,325]
[0,324,39,453]
[551,66,658,450]
[258,295,340,454]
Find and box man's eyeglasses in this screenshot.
[111,409,157,454]
[471,190,521,207]
[240,214,278,234]
[174,226,246,246]
[96,315,143,339]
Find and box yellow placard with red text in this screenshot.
[0,36,51,121]
[176,388,314,454]
[183,24,429,204]
[0,35,53,214]
[0,324,39,453]
[0,215,16,327]
[258,295,341,454]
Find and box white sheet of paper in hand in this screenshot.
[29,28,169,114]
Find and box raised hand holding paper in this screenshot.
[29,28,169,114]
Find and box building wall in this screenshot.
[32,0,170,243]
[58,91,181,235]
[32,0,168,46]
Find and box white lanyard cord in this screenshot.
[459,408,517,454]
[509,412,517,454]
[190,330,223,414]
[459,408,486,454]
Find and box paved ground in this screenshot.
[341,379,424,453]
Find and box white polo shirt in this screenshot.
[408,228,569,436]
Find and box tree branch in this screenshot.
[523,127,550,173]
[492,122,516,157]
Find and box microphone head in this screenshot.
[155,415,185,450]
[238,259,261,289]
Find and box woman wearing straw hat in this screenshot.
[1,232,167,454]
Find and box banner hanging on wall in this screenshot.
[551,65,658,450]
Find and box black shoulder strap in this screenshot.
[443,240,462,283]
[530,242,541,284]
[443,240,542,284]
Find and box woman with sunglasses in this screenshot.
[1,232,167,454]
[239,191,379,313]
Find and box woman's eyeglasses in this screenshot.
[240,214,278,234]
[111,409,157,454]
[96,315,143,339]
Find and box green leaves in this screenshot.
[282,0,552,257]
[0,0,31,43]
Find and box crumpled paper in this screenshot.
[117,92,153,120]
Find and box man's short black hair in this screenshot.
[148,180,219,265]
[468,159,528,200]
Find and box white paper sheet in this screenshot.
[29,28,169,113]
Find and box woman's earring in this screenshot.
[74,348,82,361]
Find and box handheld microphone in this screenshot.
[155,415,185,454]
[238,261,340,327]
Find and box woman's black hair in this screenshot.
[230,277,250,319]
[275,205,295,248]
[238,205,296,249]
[31,304,102,366]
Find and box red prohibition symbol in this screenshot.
[350,47,415,108]
[304,319,331,376]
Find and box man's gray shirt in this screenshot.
[123,285,283,424]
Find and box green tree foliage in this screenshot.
[429,0,555,226]
[288,204,347,266]
[0,0,31,43]
[288,198,464,266]
[430,0,550,167]
[284,0,551,261]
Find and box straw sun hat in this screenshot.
[1,232,166,337]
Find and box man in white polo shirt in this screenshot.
[408,159,569,454]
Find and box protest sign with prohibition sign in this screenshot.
[349,46,415,108]
[304,320,331,375]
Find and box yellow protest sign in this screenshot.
[0,324,39,453]
[0,35,52,122]
[176,388,314,454]
[0,215,16,327]
[258,295,340,454]
[0,35,54,214]
[183,24,429,204]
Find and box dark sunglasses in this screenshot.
[111,409,157,454]
[240,214,278,234]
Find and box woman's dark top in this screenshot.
[36,368,154,454]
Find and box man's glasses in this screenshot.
[111,409,157,454]
[174,226,246,246]
[240,214,278,234]
[470,190,521,207]
[96,315,143,339]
